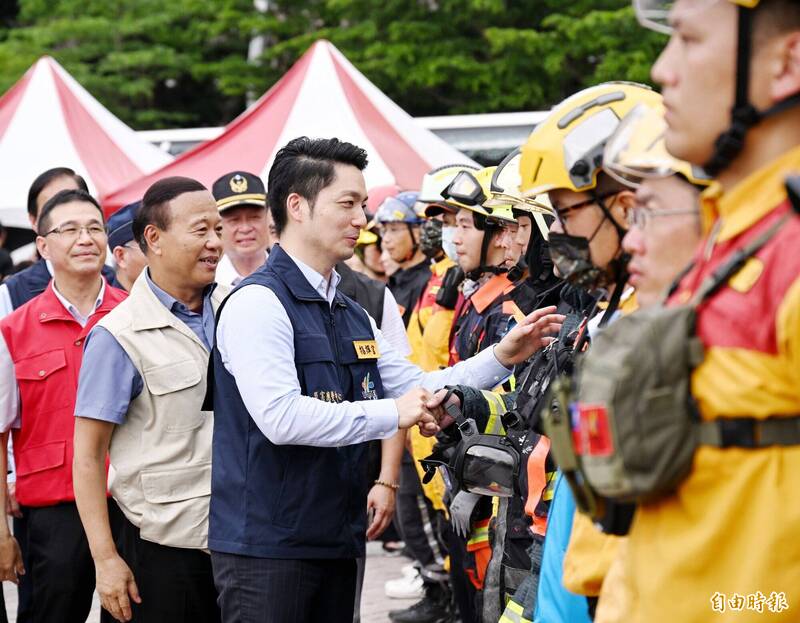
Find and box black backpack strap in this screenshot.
[690,210,793,306]
[698,416,800,448]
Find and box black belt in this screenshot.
[698,416,800,448]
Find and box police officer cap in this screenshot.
[212,171,266,213]
[107,201,141,250]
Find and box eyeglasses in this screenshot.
[626,206,698,229]
[42,222,107,240]
[553,192,617,224]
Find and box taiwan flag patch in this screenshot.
[575,403,614,457]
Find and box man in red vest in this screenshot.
[0,188,126,623]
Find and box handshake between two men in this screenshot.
[394,306,565,436]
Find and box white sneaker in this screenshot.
[401,563,418,578]
[385,570,424,599]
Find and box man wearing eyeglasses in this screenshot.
[0,188,126,623]
[621,178,705,308]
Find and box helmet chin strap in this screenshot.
[704,6,800,176]
[402,223,420,263]
[466,224,508,280]
[578,192,630,290]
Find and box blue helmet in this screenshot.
[374,191,423,224]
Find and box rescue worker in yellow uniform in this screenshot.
[374,191,431,326]
[407,165,478,372]
[591,98,712,623]
[516,82,661,623]
[606,2,800,621]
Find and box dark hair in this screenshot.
[37,189,104,235]
[27,167,88,219]
[754,0,800,42]
[268,137,369,236]
[133,176,207,254]
[595,171,629,197]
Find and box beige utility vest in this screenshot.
[98,272,228,549]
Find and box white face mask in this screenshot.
[441,226,458,262]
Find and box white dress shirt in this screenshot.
[379,288,411,357]
[0,279,105,433]
[215,252,269,287]
[217,251,511,448]
[0,260,57,320]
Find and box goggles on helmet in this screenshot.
[419,164,480,205]
[633,0,757,35]
[443,171,488,207]
[603,103,711,188]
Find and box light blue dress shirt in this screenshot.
[74,269,217,425]
[216,251,513,448]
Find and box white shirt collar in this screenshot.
[51,278,106,328]
[285,252,341,306]
[217,251,269,287]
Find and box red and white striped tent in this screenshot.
[0,56,173,231]
[103,40,476,214]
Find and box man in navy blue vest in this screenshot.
[208,137,563,623]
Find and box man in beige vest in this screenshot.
[73,177,228,623]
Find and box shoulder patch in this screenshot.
[728,257,764,294]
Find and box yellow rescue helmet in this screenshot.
[519,82,662,198]
[443,166,519,225]
[356,228,378,246]
[441,167,495,218]
[633,0,759,35]
[419,164,480,205]
[486,148,556,216]
[603,103,712,188]
[485,203,517,226]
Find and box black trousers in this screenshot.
[13,513,31,623]
[23,500,122,623]
[211,552,356,623]
[445,525,478,623]
[118,515,220,623]
[24,501,97,623]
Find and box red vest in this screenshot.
[0,282,126,507]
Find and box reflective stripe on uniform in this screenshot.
[467,518,491,549]
[481,389,508,435]
[499,598,530,623]
[525,436,552,537]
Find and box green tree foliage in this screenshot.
[0,0,666,129]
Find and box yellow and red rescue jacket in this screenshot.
[623,146,800,623]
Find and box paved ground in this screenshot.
[0,541,417,622]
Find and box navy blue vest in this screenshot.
[5,259,117,310]
[209,245,385,559]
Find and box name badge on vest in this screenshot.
[353,340,380,360]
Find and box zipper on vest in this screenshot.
[329,308,340,364]
[330,300,348,365]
